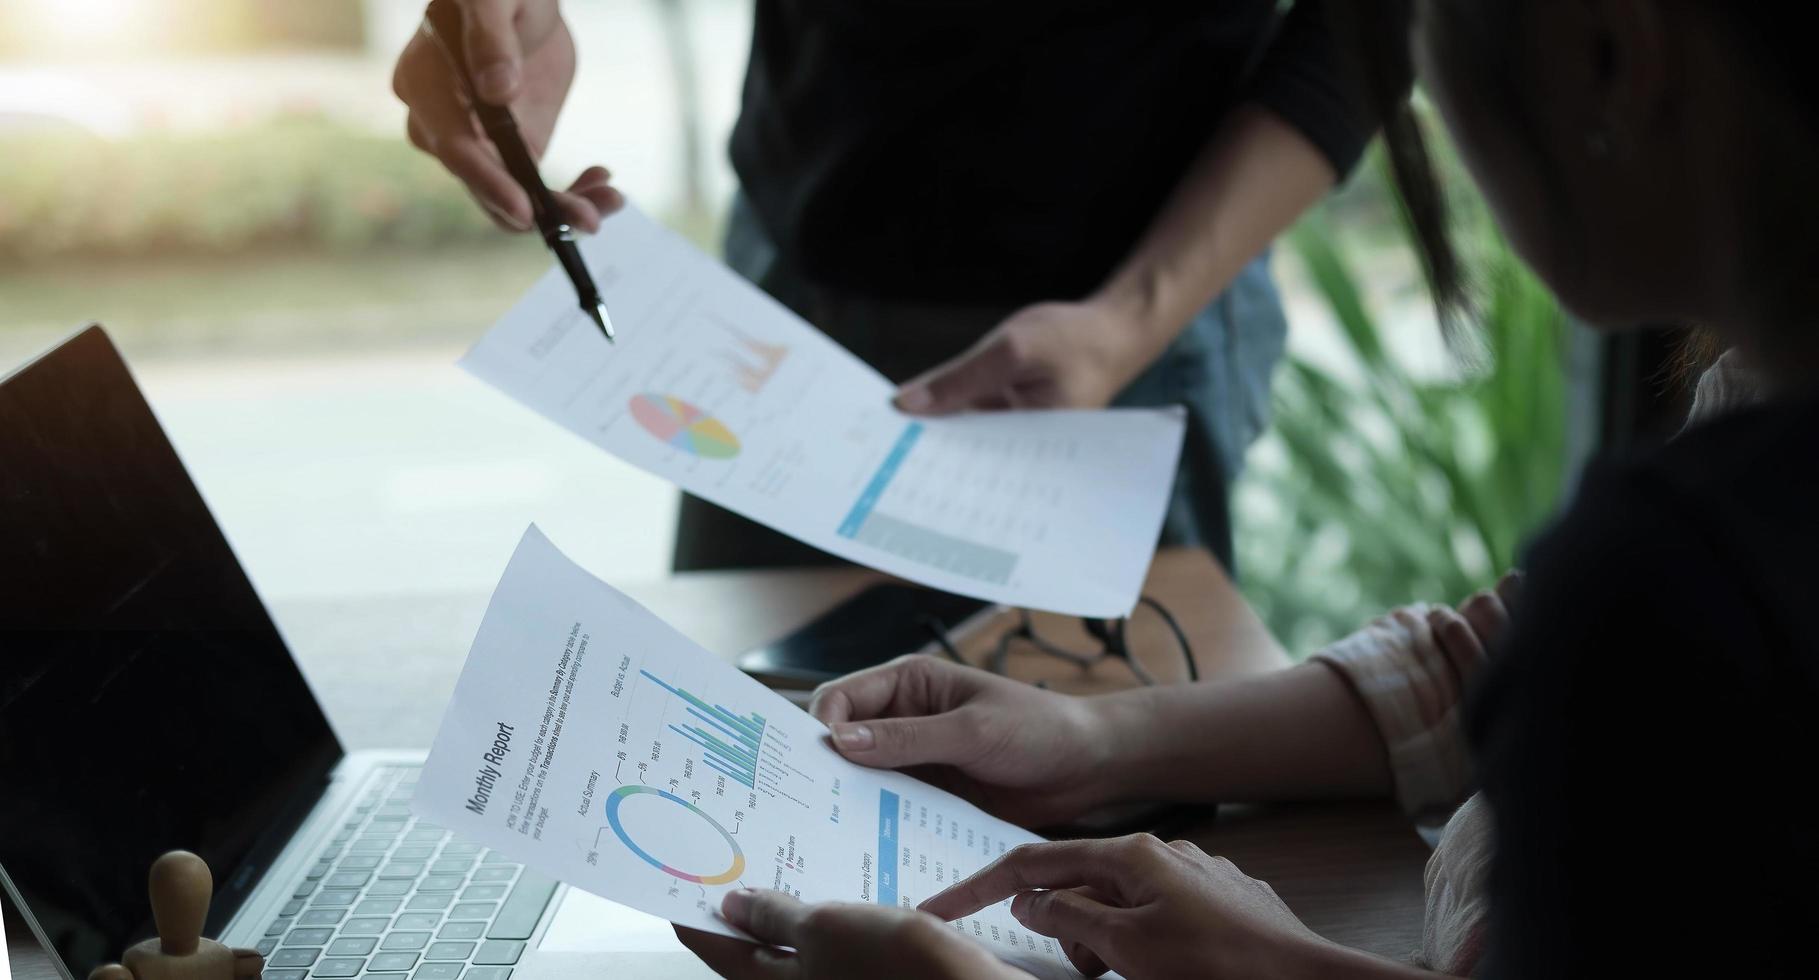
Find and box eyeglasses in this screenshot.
[924,596,1197,686]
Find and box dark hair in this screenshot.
[1331,2,1819,363]
[1325,1,1469,342]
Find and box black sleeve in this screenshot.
[1242,0,1374,178]
[1467,460,1814,977]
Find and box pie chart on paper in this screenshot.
[629,393,740,459]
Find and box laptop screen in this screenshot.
[0,328,343,976]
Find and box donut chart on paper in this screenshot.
[605,785,745,885]
[629,394,740,459]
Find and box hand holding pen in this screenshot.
[394,0,622,338]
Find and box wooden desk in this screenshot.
[7,550,1427,978]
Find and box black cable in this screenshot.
[1139,596,1198,682]
[918,614,966,663]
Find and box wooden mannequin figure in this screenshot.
[88,852,264,980]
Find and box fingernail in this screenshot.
[481,200,531,232]
[476,62,518,101]
[896,387,932,412]
[832,724,874,751]
[721,888,754,926]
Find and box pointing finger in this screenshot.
[920,840,1134,921]
[1010,888,1122,974]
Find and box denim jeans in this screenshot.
[673,194,1287,574]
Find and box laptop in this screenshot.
[0,327,713,980]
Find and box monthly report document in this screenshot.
[413,526,1106,979]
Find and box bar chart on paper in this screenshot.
[631,668,819,814]
[641,669,766,789]
[418,527,1098,979]
[563,663,824,915]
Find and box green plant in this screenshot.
[0,115,505,264]
[1238,166,1571,655]
[0,113,727,266]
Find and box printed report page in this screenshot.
[413,527,1111,980]
[459,207,1183,618]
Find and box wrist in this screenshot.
[1076,688,1171,803]
[1294,938,1450,980]
[1092,236,1221,338]
[1087,271,1179,357]
[1082,265,1206,395]
[1061,289,1168,403]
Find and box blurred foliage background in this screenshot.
[0,117,496,263]
[0,116,557,358]
[0,0,367,57]
[1235,145,1572,654]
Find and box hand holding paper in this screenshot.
[459,207,1184,617]
[413,527,1107,979]
[676,888,1033,980]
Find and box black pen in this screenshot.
[423,0,614,341]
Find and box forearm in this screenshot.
[1088,662,1393,805]
[1090,104,1337,373]
[1303,943,1458,980]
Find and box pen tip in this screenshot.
[590,303,615,343]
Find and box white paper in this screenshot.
[459,207,1184,617]
[413,526,1093,979]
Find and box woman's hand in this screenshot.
[392,0,623,232]
[892,300,1149,414]
[921,834,1336,980]
[676,889,1031,980]
[810,656,1116,826]
[1435,571,1521,658]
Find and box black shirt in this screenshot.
[729,1,1366,305]
[1470,392,1819,976]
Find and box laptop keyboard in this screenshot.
[255,766,556,980]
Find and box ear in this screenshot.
[1586,0,1674,154]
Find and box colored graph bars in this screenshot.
[720,327,790,394]
[837,422,1020,584]
[640,670,766,788]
